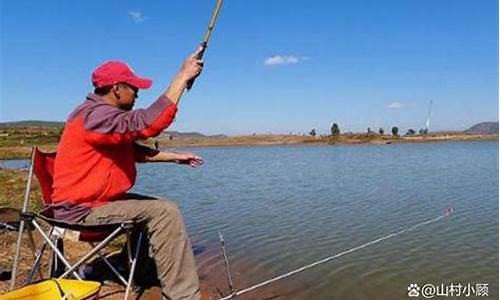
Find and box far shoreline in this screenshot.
[0,132,497,160]
[154,133,498,149]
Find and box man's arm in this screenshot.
[134,143,203,166]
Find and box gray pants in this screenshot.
[81,194,200,300]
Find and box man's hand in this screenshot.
[164,47,204,105]
[173,153,204,167]
[179,47,204,83]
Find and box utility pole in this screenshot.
[425,100,433,132]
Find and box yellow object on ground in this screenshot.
[0,278,101,300]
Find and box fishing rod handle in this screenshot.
[186,42,207,91]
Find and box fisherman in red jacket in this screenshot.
[51,48,204,300]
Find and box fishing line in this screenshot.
[218,208,453,300]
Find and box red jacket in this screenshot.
[52,93,177,209]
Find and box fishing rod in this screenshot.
[219,231,235,295]
[187,0,225,91]
[217,208,454,300]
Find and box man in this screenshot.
[51,48,204,300]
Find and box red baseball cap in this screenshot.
[92,61,152,89]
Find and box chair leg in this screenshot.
[11,147,37,289]
[124,232,142,300]
[58,226,124,279]
[30,220,82,279]
[10,219,26,290]
[26,240,48,284]
[9,220,45,289]
[28,226,55,282]
[26,228,44,280]
[50,237,66,278]
[93,246,128,286]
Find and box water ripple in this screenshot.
[131,142,498,300]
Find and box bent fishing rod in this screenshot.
[217,208,454,300]
[187,0,225,91]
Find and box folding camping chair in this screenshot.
[10,146,143,299]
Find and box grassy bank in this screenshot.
[0,168,42,212]
[0,127,60,159]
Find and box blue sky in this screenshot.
[1,0,498,135]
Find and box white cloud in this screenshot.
[264,55,305,66]
[387,102,403,109]
[129,11,147,23]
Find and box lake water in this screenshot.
[131,141,498,299]
[3,141,498,299]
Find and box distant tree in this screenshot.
[406,128,416,136]
[331,123,340,136]
[391,126,399,136]
[379,128,384,135]
[419,128,428,135]
[309,129,316,137]
[367,127,372,134]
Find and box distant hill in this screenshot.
[163,131,226,139]
[0,120,65,127]
[464,121,499,135]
